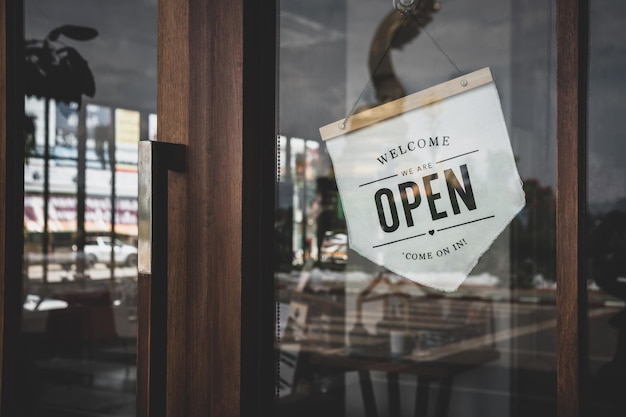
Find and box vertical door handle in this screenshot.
[138,140,186,417]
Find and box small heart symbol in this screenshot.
[428,230,435,236]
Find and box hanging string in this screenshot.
[341,12,410,129]
[342,5,463,129]
[407,13,463,75]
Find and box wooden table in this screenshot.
[310,347,500,417]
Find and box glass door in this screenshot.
[275,1,559,416]
[14,1,156,415]
[586,2,626,415]
[3,0,617,416]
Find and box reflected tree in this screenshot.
[24,24,98,283]
[588,209,626,412]
[510,179,556,288]
[25,24,97,107]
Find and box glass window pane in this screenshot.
[276,1,557,416]
[20,1,155,415]
[587,3,626,416]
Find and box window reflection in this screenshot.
[587,3,626,415]
[19,0,155,415]
[276,1,558,416]
[22,100,143,416]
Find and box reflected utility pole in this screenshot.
[75,105,88,282]
[42,99,50,294]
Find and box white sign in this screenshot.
[320,68,524,291]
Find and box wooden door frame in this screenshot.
[556,0,589,415]
[149,0,276,415]
[0,0,588,416]
[0,0,24,415]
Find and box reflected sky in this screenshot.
[25,0,156,111]
[24,0,626,211]
[589,3,626,210]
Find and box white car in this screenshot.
[74,236,138,268]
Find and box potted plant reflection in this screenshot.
[25,25,98,287]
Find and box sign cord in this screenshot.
[341,12,409,129]
[413,15,463,75]
[342,6,463,128]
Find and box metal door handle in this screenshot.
[137,140,186,417]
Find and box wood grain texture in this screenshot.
[157,0,243,416]
[137,273,152,417]
[158,1,190,417]
[556,1,588,416]
[188,1,243,415]
[156,1,191,417]
[319,67,493,140]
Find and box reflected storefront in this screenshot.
[11,0,155,415]
[276,1,559,416]
[275,1,624,416]
[1,0,625,417]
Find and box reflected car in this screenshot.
[73,236,138,268]
[23,294,68,312]
[320,232,348,265]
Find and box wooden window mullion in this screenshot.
[556,0,589,416]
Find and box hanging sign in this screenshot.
[320,68,525,292]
